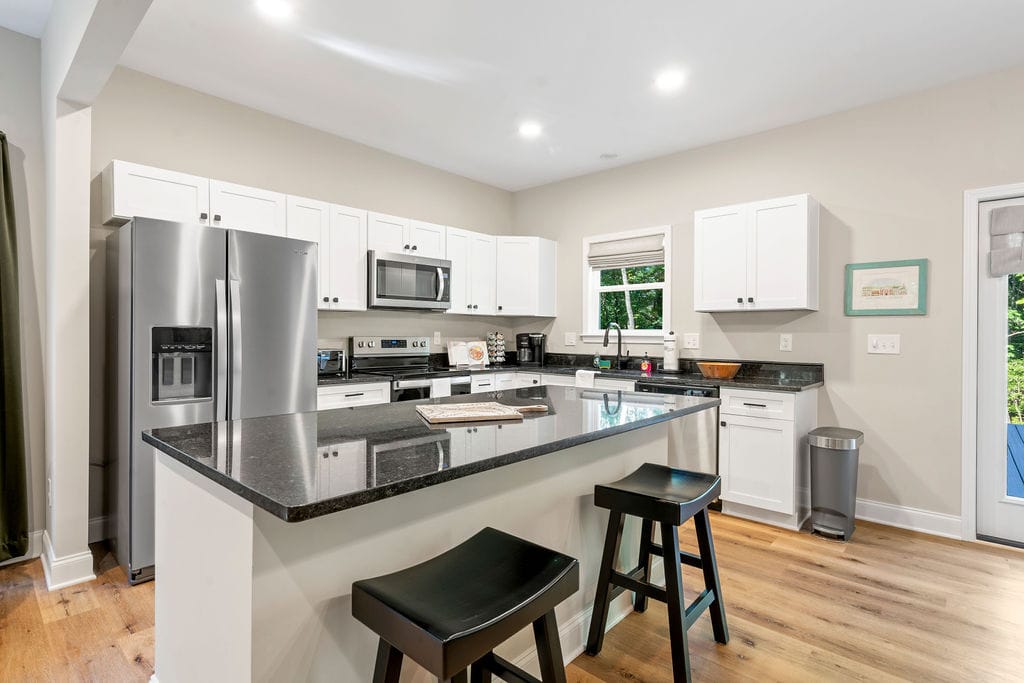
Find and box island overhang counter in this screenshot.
[144,386,719,682]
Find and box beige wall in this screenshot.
[89,67,517,517]
[0,27,46,545]
[513,65,1024,517]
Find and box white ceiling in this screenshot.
[0,0,52,38]
[119,0,1024,190]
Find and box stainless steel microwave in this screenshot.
[368,251,451,310]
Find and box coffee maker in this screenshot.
[516,333,546,366]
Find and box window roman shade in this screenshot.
[587,233,665,269]
[990,204,1024,277]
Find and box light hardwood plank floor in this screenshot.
[1,515,1021,682]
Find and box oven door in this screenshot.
[368,251,452,310]
[393,378,432,402]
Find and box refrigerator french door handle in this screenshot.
[215,279,228,422]
[436,267,445,302]
[230,279,242,420]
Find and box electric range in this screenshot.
[349,335,471,401]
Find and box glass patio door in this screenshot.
[977,197,1024,546]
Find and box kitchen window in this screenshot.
[581,226,672,344]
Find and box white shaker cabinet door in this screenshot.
[694,204,748,311]
[329,205,368,311]
[286,195,331,309]
[748,195,818,310]
[209,179,287,237]
[445,227,472,314]
[495,237,539,315]
[367,212,409,254]
[469,232,496,315]
[103,160,210,226]
[719,414,795,515]
[409,220,446,258]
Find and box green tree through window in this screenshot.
[1008,273,1024,423]
[597,264,665,330]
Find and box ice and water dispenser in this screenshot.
[151,327,213,402]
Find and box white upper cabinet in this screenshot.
[446,227,495,316]
[101,160,210,226]
[286,195,331,307]
[495,236,557,317]
[328,204,368,310]
[409,220,446,258]
[694,194,819,312]
[368,214,446,258]
[367,212,409,253]
[209,179,287,237]
[287,196,367,311]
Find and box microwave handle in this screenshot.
[436,267,445,302]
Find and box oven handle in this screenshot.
[395,379,432,389]
[436,267,445,302]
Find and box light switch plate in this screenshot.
[433,331,442,345]
[867,334,901,354]
[779,334,793,352]
[564,332,577,346]
[682,333,700,350]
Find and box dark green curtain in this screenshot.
[0,131,28,562]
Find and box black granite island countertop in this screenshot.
[143,387,719,523]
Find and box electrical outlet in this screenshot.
[682,333,700,350]
[779,334,793,352]
[433,331,441,345]
[564,332,577,346]
[867,334,901,355]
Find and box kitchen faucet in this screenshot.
[602,322,629,370]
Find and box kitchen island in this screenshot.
[144,386,719,682]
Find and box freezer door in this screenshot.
[228,230,317,418]
[128,218,228,581]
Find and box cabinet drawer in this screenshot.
[317,382,390,409]
[719,388,794,420]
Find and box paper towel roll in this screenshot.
[575,370,597,388]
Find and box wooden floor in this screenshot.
[1,515,1022,682]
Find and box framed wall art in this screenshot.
[844,259,928,316]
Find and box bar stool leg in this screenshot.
[661,523,692,683]
[469,658,492,683]
[633,518,655,613]
[585,510,624,656]
[372,638,403,683]
[533,609,567,683]
[694,508,729,644]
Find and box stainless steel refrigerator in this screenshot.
[107,217,317,584]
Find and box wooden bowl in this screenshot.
[697,362,741,380]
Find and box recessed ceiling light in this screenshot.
[600,153,619,160]
[653,68,686,94]
[518,121,543,139]
[256,0,293,21]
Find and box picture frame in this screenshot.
[844,259,928,316]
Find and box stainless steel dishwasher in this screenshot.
[635,381,719,477]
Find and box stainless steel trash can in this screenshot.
[808,427,864,540]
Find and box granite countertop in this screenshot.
[143,387,719,522]
[319,366,822,392]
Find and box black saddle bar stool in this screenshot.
[353,527,579,683]
[585,463,729,682]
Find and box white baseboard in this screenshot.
[88,515,112,543]
[40,530,96,590]
[0,529,43,568]
[855,498,962,539]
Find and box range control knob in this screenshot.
[368,341,376,348]
[411,341,419,347]
[357,341,364,348]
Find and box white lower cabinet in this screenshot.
[514,373,542,388]
[719,388,818,530]
[470,375,496,393]
[317,440,367,499]
[493,373,519,391]
[317,382,390,410]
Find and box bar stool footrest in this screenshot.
[684,589,715,630]
[475,652,542,683]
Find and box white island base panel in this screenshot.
[153,423,674,682]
